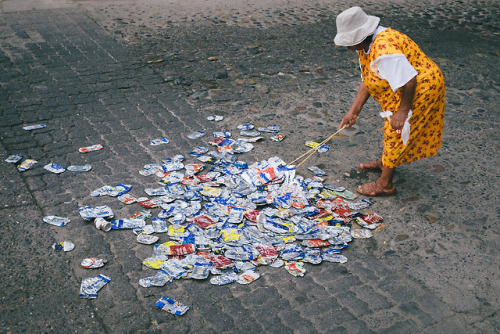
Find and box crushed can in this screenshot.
[79,144,103,153]
[5,154,23,163]
[23,123,46,130]
[43,216,70,227]
[17,159,37,172]
[79,274,111,299]
[44,163,66,174]
[155,296,189,315]
[150,137,170,145]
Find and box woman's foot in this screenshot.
[357,181,396,196]
[358,159,382,172]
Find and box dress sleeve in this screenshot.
[370,54,418,92]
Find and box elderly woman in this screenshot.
[337,6,445,196]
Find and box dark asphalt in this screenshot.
[0,1,499,333]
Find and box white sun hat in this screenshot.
[334,7,380,46]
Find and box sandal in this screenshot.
[357,181,396,197]
[358,159,382,172]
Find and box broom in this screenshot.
[288,125,346,168]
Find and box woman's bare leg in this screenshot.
[376,166,395,189]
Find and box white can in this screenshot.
[95,217,111,232]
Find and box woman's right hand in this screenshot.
[339,112,357,129]
[340,81,369,129]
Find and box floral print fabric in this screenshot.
[358,28,445,168]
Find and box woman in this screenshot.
[336,6,445,196]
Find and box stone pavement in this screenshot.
[0,0,499,333]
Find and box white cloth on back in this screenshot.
[362,26,418,92]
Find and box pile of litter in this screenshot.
[7,118,383,316]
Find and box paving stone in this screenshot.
[336,290,373,317]
[202,307,236,332]
[304,284,330,303]
[413,294,455,321]
[44,144,74,156]
[2,136,34,146]
[329,307,357,325]
[220,297,264,332]
[310,311,351,333]
[345,261,380,283]
[279,309,317,334]
[24,176,46,192]
[241,286,279,306]
[101,305,151,332]
[341,320,377,334]
[382,319,421,334]
[353,284,393,311]
[301,297,340,317]
[378,275,423,304]
[320,273,364,294]
[491,315,500,331]
[399,301,436,328]
[259,316,293,334]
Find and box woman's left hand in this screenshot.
[390,109,409,130]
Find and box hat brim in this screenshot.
[334,16,380,47]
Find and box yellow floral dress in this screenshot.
[358,28,445,168]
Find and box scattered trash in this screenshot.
[118,194,137,204]
[270,134,286,142]
[79,144,103,153]
[44,163,66,174]
[284,261,306,277]
[43,216,70,227]
[257,125,279,133]
[352,229,372,238]
[323,254,348,263]
[155,296,189,315]
[123,153,380,293]
[190,147,208,157]
[237,124,254,130]
[79,205,114,221]
[137,232,159,244]
[187,131,206,139]
[52,241,75,252]
[238,136,264,143]
[111,218,146,229]
[213,131,231,138]
[236,271,260,284]
[308,166,327,176]
[150,138,170,146]
[207,115,224,121]
[348,199,372,210]
[240,130,261,137]
[95,217,112,232]
[10,117,385,311]
[5,154,23,163]
[17,159,37,172]
[23,124,46,131]
[79,274,111,299]
[305,141,329,153]
[210,272,238,285]
[91,184,131,197]
[147,58,164,64]
[67,165,92,172]
[81,258,107,269]
[130,210,152,220]
[355,213,383,229]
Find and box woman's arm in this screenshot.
[339,81,371,129]
[390,76,416,130]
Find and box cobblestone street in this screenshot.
[0,0,499,332]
